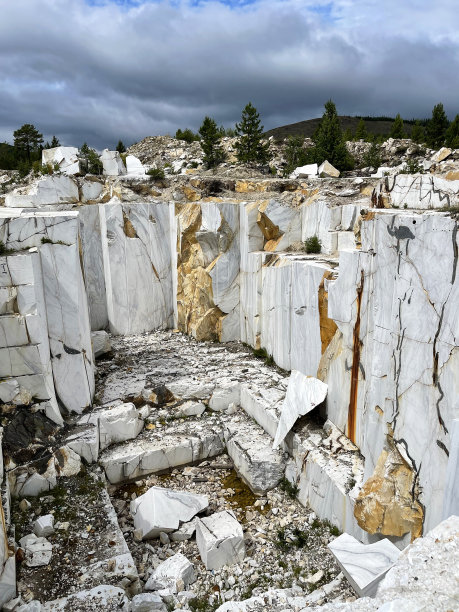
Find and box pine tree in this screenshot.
[198,117,226,168]
[235,103,271,165]
[354,118,368,141]
[80,143,102,175]
[445,115,459,149]
[284,136,312,175]
[390,114,405,139]
[116,140,126,153]
[51,135,60,148]
[13,124,43,162]
[313,100,354,171]
[426,103,449,149]
[410,121,425,144]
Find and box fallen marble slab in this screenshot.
[328,533,401,597]
[91,330,112,359]
[319,160,340,178]
[273,372,328,449]
[131,592,167,611]
[131,487,208,539]
[19,534,52,568]
[145,553,196,593]
[209,381,241,412]
[65,422,99,464]
[41,585,129,611]
[85,402,144,451]
[33,515,54,538]
[196,510,245,570]
[224,414,285,495]
[100,417,224,483]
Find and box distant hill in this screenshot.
[265,116,425,141]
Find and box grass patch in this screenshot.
[252,347,274,366]
[279,477,299,499]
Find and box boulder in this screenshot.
[145,553,196,593]
[42,147,80,175]
[33,514,54,538]
[175,401,206,417]
[91,330,112,359]
[196,510,245,570]
[431,147,452,163]
[131,593,167,611]
[19,534,52,568]
[209,382,240,412]
[273,371,328,448]
[290,163,318,179]
[100,150,126,176]
[66,422,99,464]
[319,160,340,178]
[130,487,208,539]
[125,155,146,176]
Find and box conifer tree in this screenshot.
[51,135,60,148]
[445,115,459,149]
[410,121,425,144]
[80,143,103,175]
[198,116,226,168]
[313,100,354,171]
[116,140,126,153]
[13,124,43,162]
[235,103,271,164]
[426,103,449,149]
[354,118,368,141]
[390,114,405,139]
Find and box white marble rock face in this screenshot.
[130,487,208,539]
[100,149,126,176]
[145,552,196,593]
[273,371,328,448]
[196,510,245,570]
[328,533,400,597]
[442,419,459,519]
[5,175,79,208]
[42,147,80,175]
[382,174,459,209]
[100,201,175,335]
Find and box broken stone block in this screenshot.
[66,422,99,464]
[145,553,196,593]
[171,518,197,542]
[125,155,146,176]
[224,416,285,495]
[54,446,81,477]
[166,378,215,400]
[86,402,144,451]
[209,382,240,412]
[290,163,318,179]
[196,510,245,570]
[100,149,126,176]
[19,534,52,568]
[42,146,80,175]
[131,593,167,611]
[431,147,452,163]
[328,532,400,597]
[130,487,208,539]
[91,330,111,359]
[273,371,328,448]
[176,400,206,417]
[33,514,54,538]
[319,160,340,178]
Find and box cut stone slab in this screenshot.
[166,378,215,400]
[83,402,144,452]
[224,415,285,495]
[33,515,54,538]
[91,331,112,358]
[131,593,167,611]
[273,371,327,449]
[99,418,224,483]
[145,553,196,593]
[319,160,340,178]
[328,532,400,597]
[209,382,241,412]
[130,487,208,539]
[196,510,245,570]
[19,534,52,568]
[290,163,318,179]
[431,147,452,163]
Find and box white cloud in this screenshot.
[0,0,458,147]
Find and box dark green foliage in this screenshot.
[175,128,200,144]
[426,103,449,148]
[50,135,60,148]
[312,100,355,171]
[400,158,424,174]
[146,167,165,180]
[284,136,313,176]
[116,140,126,153]
[80,143,102,175]
[279,477,299,499]
[0,241,15,255]
[390,114,405,139]
[198,117,226,168]
[235,102,271,165]
[411,121,425,144]
[304,235,322,254]
[222,126,236,137]
[252,346,274,366]
[445,114,459,149]
[13,124,43,162]
[363,141,382,169]
[354,118,368,141]
[0,142,18,170]
[17,160,32,178]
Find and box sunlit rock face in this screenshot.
[376,173,459,210]
[176,202,240,342]
[325,210,459,533]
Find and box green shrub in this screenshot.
[304,235,322,254]
[175,128,200,144]
[363,141,381,169]
[279,477,299,499]
[400,159,424,174]
[146,167,165,180]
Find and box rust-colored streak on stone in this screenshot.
[354,436,424,541]
[347,270,364,444]
[318,271,338,355]
[122,212,137,238]
[257,211,282,242]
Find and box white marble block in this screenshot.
[42,146,80,175]
[125,155,145,176]
[328,533,401,597]
[196,510,245,570]
[273,371,327,448]
[100,149,126,176]
[87,402,144,451]
[130,487,208,539]
[91,330,111,358]
[290,163,318,178]
[33,514,54,537]
[5,175,79,208]
[145,553,196,593]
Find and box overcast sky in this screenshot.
[1,0,458,148]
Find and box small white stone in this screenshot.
[33,514,54,537]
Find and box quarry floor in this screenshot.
[13,331,356,610]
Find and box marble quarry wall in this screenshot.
[1,171,458,549]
